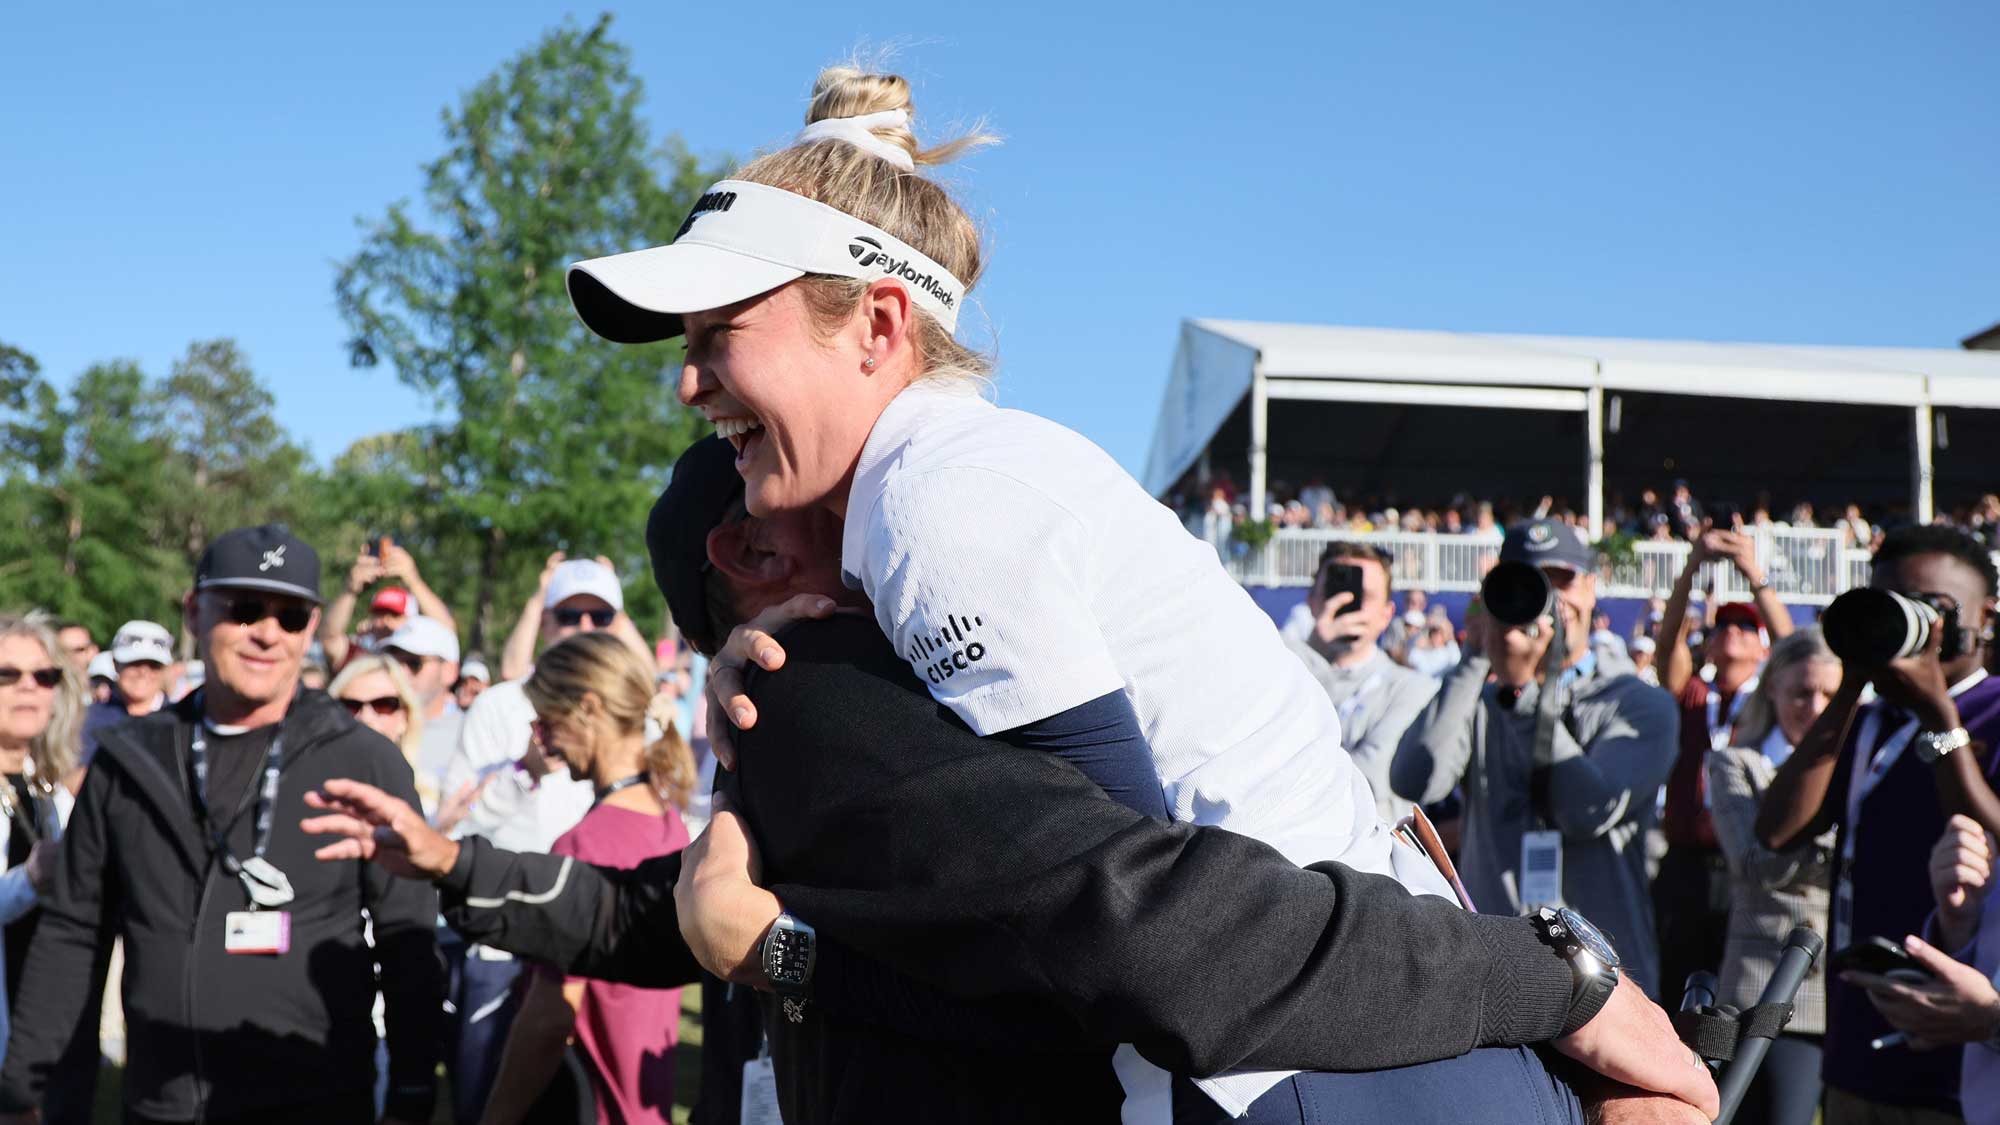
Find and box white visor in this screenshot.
[567,180,964,344]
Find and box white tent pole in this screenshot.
[1249,358,1269,521]
[1586,382,1606,539]
[1914,399,1935,523]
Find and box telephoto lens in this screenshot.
[1481,560,1555,627]
[1820,588,1940,664]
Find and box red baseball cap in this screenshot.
[371,587,415,616]
[1714,602,1763,631]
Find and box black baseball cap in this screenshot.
[647,437,744,655]
[1499,518,1599,574]
[195,524,323,604]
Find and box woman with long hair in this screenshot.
[0,615,82,1059]
[326,654,433,814]
[1706,626,1841,1125]
[479,632,693,1125]
[566,63,1713,1122]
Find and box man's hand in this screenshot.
[1486,615,1555,689]
[1866,617,1958,732]
[430,776,493,837]
[301,779,461,882]
[379,543,420,583]
[704,594,838,770]
[1699,530,1763,588]
[536,550,567,595]
[1846,934,2000,1050]
[1585,1090,1712,1125]
[673,795,780,985]
[347,552,386,595]
[1554,973,1721,1120]
[1932,814,1994,952]
[1311,591,1362,646]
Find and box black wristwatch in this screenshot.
[761,912,817,997]
[1531,906,1621,1036]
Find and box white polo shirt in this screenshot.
[841,382,1452,1116]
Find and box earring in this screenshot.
[862,356,877,370]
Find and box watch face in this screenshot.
[1556,908,1621,971]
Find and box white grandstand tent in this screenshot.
[1144,320,2000,532]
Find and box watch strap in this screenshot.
[1558,958,1618,1037]
[761,912,816,996]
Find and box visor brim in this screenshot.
[568,243,805,345]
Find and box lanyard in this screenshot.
[1334,670,1386,724]
[1705,677,1757,751]
[189,720,286,867]
[594,773,647,806]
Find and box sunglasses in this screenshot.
[221,595,314,634]
[0,666,62,689]
[340,695,404,717]
[553,608,617,628]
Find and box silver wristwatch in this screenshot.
[761,912,817,996]
[1915,726,1972,764]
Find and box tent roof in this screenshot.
[1144,319,2000,494]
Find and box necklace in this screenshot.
[595,773,648,805]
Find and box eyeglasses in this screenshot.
[221,595,314,634]
[340,695,404,717]
[0,666,62,689]
[553,608,617,628]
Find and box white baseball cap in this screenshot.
[458,659,491,685]
[382,615,460,665]
[86,652,117,681]
[111,620,174,666]
[546,559,624,613]
[567,180,964,344]
[1631,635,1658,655]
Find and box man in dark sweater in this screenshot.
[0,526,443,1125]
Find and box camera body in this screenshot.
[1820,587,1963,665]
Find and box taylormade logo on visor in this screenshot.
[848,236,957,309]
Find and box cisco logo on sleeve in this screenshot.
[906,611,988,685]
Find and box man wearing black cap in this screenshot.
[0,525,443,1125]
[1392,519,1680,1000]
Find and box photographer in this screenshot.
[319,539,459,671]
[1653,525,1795,1000]
[1283,543,1438,820]
[1755,525,2000,1122]
[1392,519,1679,997]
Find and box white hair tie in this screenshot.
[796,109,915,171]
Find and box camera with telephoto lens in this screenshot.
[1819,587,1962,665]
[1481,560,1556,628]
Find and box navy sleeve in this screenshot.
[997,690,1169,819]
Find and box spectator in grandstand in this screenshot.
[1839,504,1874,550]
[1407,614,1462,680]
[451,658,491,714]
[1653,527,1796,999]
[1299,475,1335,517]
[436,553,649,1125]
[0,525,443,1125]
[1392,518,1679,997]
[479,633,695,1125]
[380,616,460,807]
[1283,543,1439,821]
[1787,501,1818,529]
[318,539,458,671]
[50,623,96,677]
[1629,635,1659,686]
[1755,524,2000,1123]
[1703,627,1840,1125]
[79,620,173,763]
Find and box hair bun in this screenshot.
[803,65,992,168]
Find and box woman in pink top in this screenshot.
[481,633,697,1125]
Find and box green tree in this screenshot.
[0,347,184,636]
[335,14,720,649]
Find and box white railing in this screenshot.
[1206,525,1870,604]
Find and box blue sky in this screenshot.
[3,2,1994,476]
